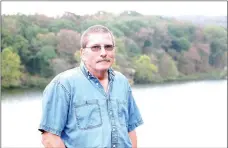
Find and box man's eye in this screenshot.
[92,46,101,49]
[105,45,113,48]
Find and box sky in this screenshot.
[2,1,227,17]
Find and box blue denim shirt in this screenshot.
[38,62,143,148]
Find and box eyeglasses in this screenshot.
[85,44,115,52]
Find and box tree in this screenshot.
[57,29,81,55]
[209,38,227,68]
[125,20,148,33]
[36,32,57,46]
[12,35,30,64]
[171,37,191,52]
[104,23,124,37]
[133,27,154,53]
[125,38,141,57]
[51,58,74,75]
[48,19,78,32]
[153,23,172,50]
[112,61,121,71]
[1,29,14,49]
[168,24,185,38]
[30,45,57,77]
[168,23,195,41]
[134,55,158,83]
[202,25,227,68]
[112,21,131,36]
[115,38,127,55]
[195,44,211,73]
[1,47,22,88]
[203,25,227,42]
[158,54,179,80]
[177,53,196,75]
[74,50,81,63]
[30,14,53,28]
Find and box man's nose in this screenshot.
[100,47,107,57]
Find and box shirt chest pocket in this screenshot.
[74,99,102,130]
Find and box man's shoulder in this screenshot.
[113,70,129,82]
[50,67,82,84]
[43,67,83,94]
[59,67,81,78]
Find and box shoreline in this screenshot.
[2,78,226,94]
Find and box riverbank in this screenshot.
[2,71,226,94]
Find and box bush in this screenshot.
[134,55,158,84]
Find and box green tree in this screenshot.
[209,38,227,68]
[168,23,195,41]
[134,55,158,83]
[30,45,57,77]
[12,35,30,63]
[171,37,190,52]
[36,32,57,46]
[125,20,148,33]
[48,19,78,32]
[168,24,185,38]
[1,47,22,88]
[125,38,141,57]
[204,25,227,42]
[115,38,127,55]
[1,29,14,49]
[112,21,132,36]
[105,23,124,37]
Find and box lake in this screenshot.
[1,80,227,147]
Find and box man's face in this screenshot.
[81,32,115,72]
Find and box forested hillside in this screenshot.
[173,15,227,28]
[1,11,227,89]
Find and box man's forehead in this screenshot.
[87,32,112,39]
[86,33,113,45]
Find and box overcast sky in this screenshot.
[2,1,227,17]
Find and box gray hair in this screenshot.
[80,25,115,48]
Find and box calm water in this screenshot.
[2,80,227,147]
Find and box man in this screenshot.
[38,25,143,148]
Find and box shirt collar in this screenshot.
[80,61,115,81]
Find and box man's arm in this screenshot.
[38,78,70,148]
[42,131,66,148]
[127,82,143,148]
[128,130,137,148]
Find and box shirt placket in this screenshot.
[87,70,118,147]
[107,80,118,148]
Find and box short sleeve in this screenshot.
[38,79,70,136]
[127,84,144,132]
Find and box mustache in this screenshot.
[96,58,111,63]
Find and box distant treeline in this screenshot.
[1,11,227,89]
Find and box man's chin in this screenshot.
[95,64,111,71]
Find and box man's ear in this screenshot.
[80,48,85,61]
[80,48,83,56]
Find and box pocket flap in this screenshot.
[74,99,98,107]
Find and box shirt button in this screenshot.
[109,112,112,115]
[96,83,98,85]
[113,145,116,147]
[112,128,115,131]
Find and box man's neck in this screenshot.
[86,64,108,81]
